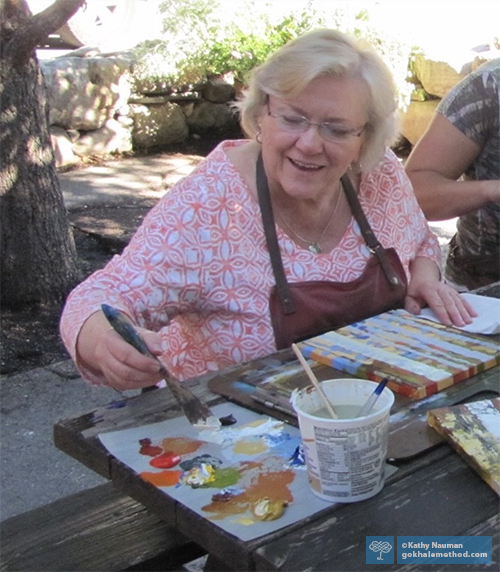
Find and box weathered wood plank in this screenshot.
[394,514,500,571]
[253,450,498,571]
[0,482,205,572]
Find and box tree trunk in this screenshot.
[0,0,85,308]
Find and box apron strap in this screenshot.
[255,153,402,315]
[341,174,402,287]
[256,153,296,314]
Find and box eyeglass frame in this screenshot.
[265,99,366,143]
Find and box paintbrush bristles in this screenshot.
[101,303,215,426]
[291,343,338,419]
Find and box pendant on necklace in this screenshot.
[308,242,322,254]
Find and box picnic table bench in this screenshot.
[0,481,206,571]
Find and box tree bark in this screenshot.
[0,0,85,308]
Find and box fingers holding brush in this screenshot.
[97,326,165,390]
[76,309,165,390]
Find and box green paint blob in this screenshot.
[209,467,240,488]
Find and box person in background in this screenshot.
[405,58,500,291]
[60,29,475,392]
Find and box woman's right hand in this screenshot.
[76,310,165,390]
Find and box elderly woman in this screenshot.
[60,29,475,391]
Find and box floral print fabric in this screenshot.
[60,140,440,384]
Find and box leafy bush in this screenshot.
[132,0,415,107]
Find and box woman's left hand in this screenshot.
[404,281,477,327]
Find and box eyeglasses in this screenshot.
[267,102,365,143]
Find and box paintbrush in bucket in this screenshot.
[101,304,218,428]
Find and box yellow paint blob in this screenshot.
[233,438,268,455]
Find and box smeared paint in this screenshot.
[140,470,183,487]
[198,418,285,448]
[149,452,181,469]
[193,415,222,431]
[209,467,241,488]
[180,453,222,472]
[211,486,244,502]
[161,436,205,456]
[139,438,163,457]
[233,380,256,394]
[180,463,215,487]
[288,444,306,467]
[201,455,295,521]
[233,437,268,455]
[233,516,256,526]
[219,414,237,426]
[120,414,302,527]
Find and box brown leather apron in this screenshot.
[256,154,408,349]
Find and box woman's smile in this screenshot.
[287,156,324,171]
[260,75,369,204]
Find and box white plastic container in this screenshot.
[291,378,394,502]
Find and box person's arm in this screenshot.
[404,256,476,326]
[405,114,500,221]
[75,310,165,391]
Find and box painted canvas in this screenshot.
[99,402,335,541]
[299,310,500,399]
[427,398,500,495]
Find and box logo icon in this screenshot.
[366,537,394,564]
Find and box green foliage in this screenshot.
[131,0,417,107]
[187,8,324,84]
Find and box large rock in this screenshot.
[186,101,240,135]
[202,78,235,103]
[50,126,78,168]
[411,51,473,98]
[399,99,439,145]
[72,118,133,157]
[131,102,189,149]
[41,56,132,130]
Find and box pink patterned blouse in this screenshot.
[60,140,441,384]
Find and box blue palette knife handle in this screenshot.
[101,304,215,426]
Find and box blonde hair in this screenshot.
[235,29,399,170]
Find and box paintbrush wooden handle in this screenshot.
[292,343,338,419]
[101,304,216,426]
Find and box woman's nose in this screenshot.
[294,124,324,152]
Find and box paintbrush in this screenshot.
[291,343,338,419]
[101,304,218,428]
[356,377,389,418]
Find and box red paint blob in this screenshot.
[138,438,163,457]
[149,452,181,469]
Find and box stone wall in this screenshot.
[42,43,499,168]
[41,48,242,168]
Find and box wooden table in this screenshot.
[54,284,500,571]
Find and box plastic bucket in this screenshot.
[291,378,394,502]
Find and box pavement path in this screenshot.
[0,152,457,522]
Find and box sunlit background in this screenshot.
[38,0,499,56]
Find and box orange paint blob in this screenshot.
[161,437,205,455]
[140,470,182,487]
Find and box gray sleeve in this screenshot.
[437,60,500,148]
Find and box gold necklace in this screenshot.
[275,182,343,254]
